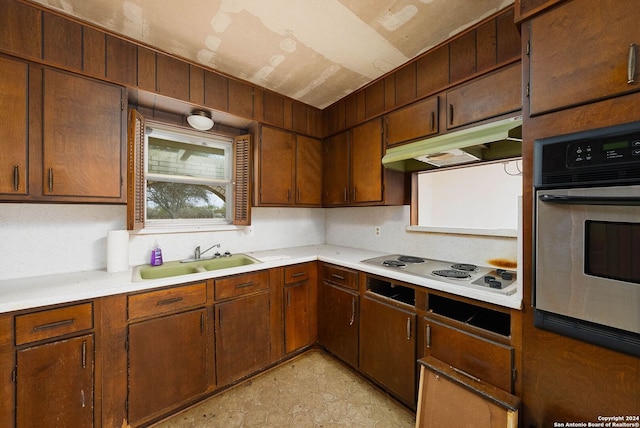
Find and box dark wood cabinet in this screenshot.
[127,308,208,425]
[528,0,640,116]
[324,118,406,207]
[318,264,359,368]
[359,278,417,407]
[126,282,209,426]
[446,62,522,130]
[41,68,126,201]
[283,264,312,354]
[214,271,271,386]
[17,334,94,427]
[13,303,95,427]
[385,96,439,147]
[0,55,28,196]
[256,125,322,207]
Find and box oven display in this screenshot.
[585,220,640,284]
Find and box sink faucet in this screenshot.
[195,243,220,260]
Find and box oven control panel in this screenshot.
[566,138,640,168]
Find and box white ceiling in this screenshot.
[29,0,514,109]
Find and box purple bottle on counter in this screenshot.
[150,244,163,266]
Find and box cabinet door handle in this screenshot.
[406,317,412,340]
[48,168,54,192]
[291,272,305,278]
[451,366,481,383]
[426,324,431,348]
[353,187,357,201]
[218,307,222,328]
[287,289,291,307]
[628,43,637,84]
[349,297,356,326]
[157,296,183,306]
[287,188,291,202]
[343,187,347,202]
[448,104,454,125]
[33,318,75,331]
[13,165,19,191]
[235,281,254,289]
[200,312,205,333]
[331,273,345,281]
[81,340,87,369]
[430,111,435,131]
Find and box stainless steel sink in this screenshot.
[133,253,261,280]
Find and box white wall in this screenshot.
[0,205,325,281]
[0,203,517,281]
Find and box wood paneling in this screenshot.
[263,91,284,127]
[0,0,41,59]
[228,78,254,119]
[136,46,156,91]
[156,53,189,100]
[204,70,229,112]
[394,62,417,106]
[417,45,449,97]
[189,65,205,105]
[365,79,385,118]
[82,27,106,78]
[449,30,476,83]
[106,34,136,86]
[476,18,497,73]
[43,12,82,71]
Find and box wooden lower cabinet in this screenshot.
[318,280,359,368]
[17,334,94,427]
[359,294,417,407]
[127,308,208,426]
[284,281,311,354]
[215,291,271,386]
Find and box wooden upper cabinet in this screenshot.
[256,125,294,205]
[0,56,28,196]
[417,45,449,98]
[496,8,520,64]
[106,34,137,87]
[43,12,82,71]
[350,118,383,203]
[189,65,205,105]
[365,79,386,118]
[0,0,42,60]
[449,30,477,83]
[156,53,190,100]
[42,68,126,201]
[204,70,229,112]
[82,27,106,78]
[528,0,640,116]
[228,78,254,118]
[446,62,522,129]
[322,130,350,206]
[395,62,417,107]
[295,135,322,206]
[263,91,285,127]
[385,96,439,147]
[136,46,156,92]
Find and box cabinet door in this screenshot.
[295,135,322,206]
[17,334,94,427]
[386,96,439,147]
[360,296,416,406]
[42,68,124,200]
[128,308,208,425]
[529,0,640,116]
[351,118,383,203]
[318,281,359,368]
[446,62,521,129]
[322,130,350,206]
[422,317,514,392]
[284,281,311,353]
[258,125,294,205]
[0,56,28,195]
[215,292,270,386]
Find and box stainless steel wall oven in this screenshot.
[534,121,640,357]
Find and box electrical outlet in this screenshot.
[374,226,381,237]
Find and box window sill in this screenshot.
[406,225,517,238]
[130,224,249,235]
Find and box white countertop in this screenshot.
[0,245,522,314]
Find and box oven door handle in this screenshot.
[539,194,640,206]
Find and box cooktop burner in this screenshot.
[397,255,426,263]
[382,260,406,268]
[432,269,472,279]
[451,263,477,271]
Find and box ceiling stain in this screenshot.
[28,0,514,109]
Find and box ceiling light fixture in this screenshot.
[187,110,214,131]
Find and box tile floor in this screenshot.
[151,350,416,428]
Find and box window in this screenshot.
[412,159,522,236]
[145,124,233,226]
[127,110,251,231]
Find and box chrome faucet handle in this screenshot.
[194,246,201,259]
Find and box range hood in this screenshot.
[382,116,522,172]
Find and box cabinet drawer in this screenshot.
[215,270,269,300]
[284,263,309,284]
[423,317,514,392]
[128,282,207,320]
[323,264,358,290]
[15,303,93,345]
